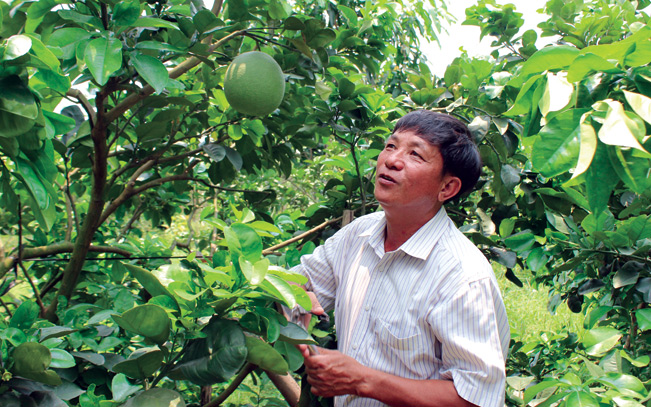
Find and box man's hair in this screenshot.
[392,110,482,201]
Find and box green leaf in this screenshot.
[585,145,619,213]
[193,9,219,33]
[0,76,39,121]
[283,16,304,30]
[122,388,186,407]
[57,10,103,29]
[595,100,649,153]
[245,336,289,374]
[112,347,164,379]
[25,35,59,70]
[507,46,579,88]
[523,379,561,404]
[111,373,141,403]
[268,0,289,20]
[636,308,651,331]
[131,17,180,30]
[532,109,588,177]
[572,113,597,178]
[49,349,76,368]
[278,322,317,345]
[112,304,171,345]
[176,318,247,386]
[224,223,262,262]
[260,274,296,308]
[583,327,622,356]
[607,144,651,194]
[337,5,358,25]
[567,53,623,82]
[275,341,304,371]
[39,326,78,342]
[239,257,269,285]
[503,230,536,252]
[48,28,91,60]
[564,390,599,407]
[9,300,39,330]
[307,29,336,48]
[112,0,141,27]
[3,35,31,61]
[130,52,169,94]
[122,263,179,307]
[84,37,123,86]
[539,72,573,117]
[597,373,647,397]
[11,342,62,386]
[613,261,642,288]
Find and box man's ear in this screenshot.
[438,175,462,202]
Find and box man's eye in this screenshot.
[385,143,395,149]
[411,151,422,158]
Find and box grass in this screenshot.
[495,265,585,341]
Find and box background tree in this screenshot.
[1,0,651,406]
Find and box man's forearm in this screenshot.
[357,366,477,407]
[301,347,478,407]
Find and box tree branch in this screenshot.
[263,216,343,254]
[66,88,96,126]
[105,30,248,123]
[204,363,256,407]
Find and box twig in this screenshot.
[263,216,343,254]
[40,271,63,298]
[17,197,46,315]
[0,297,12,318]
[105,30,248,123]
[66,89,96,126]
[204,363,256,407]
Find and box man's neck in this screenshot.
[383,205,442,252]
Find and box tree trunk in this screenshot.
[44,92,110,321]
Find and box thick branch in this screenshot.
[44,82,114,321]
[100,160,155,224]
[66,88,97,125]
[105,30,247,123]
[204,363,256,407]
[0,243,133,279]
[265,372,300,407]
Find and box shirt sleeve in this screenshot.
[290,225,348,313]
[428,275,510,407]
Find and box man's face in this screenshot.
[375,130,456,217]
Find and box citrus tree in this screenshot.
[0,0,450,405]
[449,1,651,405]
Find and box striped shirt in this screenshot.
[295,208,510,407]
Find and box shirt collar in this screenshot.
[359,208,450,260]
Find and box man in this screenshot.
[294,110,510,407]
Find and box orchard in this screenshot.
[0,0,649,406]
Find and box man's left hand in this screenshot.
[298,346,368,398]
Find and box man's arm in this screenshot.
[298,346,477,407]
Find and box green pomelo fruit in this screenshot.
[223,51,285,116]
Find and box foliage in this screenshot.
[0,0,449,405]
[1,0,651,405]
[460,0,651,405]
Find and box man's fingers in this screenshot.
[307,291,324,315]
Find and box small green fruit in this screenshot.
[223,51,285,116]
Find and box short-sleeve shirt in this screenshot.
[293,208,510,407]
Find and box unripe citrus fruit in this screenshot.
[223,51,285,116]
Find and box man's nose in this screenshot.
[383,150,404,170]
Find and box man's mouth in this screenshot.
[378,174,396,183]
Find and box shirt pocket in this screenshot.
[374,318,427,367]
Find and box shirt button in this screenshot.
[352,344,358,350]
[364,305,370,311]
